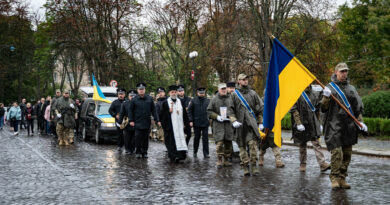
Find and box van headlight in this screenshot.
[101,123,115,127]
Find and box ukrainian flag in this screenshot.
[92,74,112,104]
[263,38,316,147]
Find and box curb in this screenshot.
[282,140,390,158]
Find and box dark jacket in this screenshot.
[320,74,364,151]
[20,103,27,116]
[129,95,158,130]
[109,98,126,123]
[25,107,36,120]
[179,95,191,109]
[159,98,189,131]
[290,88,322,145]
[187,96,210,128]
[118,100,135,131]
[155,97,166,116]
[0,107,4,117]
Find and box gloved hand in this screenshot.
[322,87,331,97]
[359,122,368,132]
[216,115,224,122]
[57,114,62,118]
[232,121,242,128]
[70,103,75,108]
[297,124,305,131]
[259,124,264,131]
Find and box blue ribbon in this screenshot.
[329,82,355,117]
[301,92,316,112]
[235,89,257,121]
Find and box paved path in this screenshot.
[1,128,389,204]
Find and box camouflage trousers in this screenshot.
[330,146,352,181]
[216,140,232,158]
[299,139,326,166]
[56,123,73,142]
[259,146,282,162]
[239,139,258,166]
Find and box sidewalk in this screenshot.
[282,130,390,158]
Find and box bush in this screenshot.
[281,113,291,130]
[362,91,390,118]
[364,117,390,137]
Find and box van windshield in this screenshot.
[96,103,110,115]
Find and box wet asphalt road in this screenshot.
[0,128,389,204]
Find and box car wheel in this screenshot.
[82,123,88,141]
[95,127,102,144]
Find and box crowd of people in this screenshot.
[0,62,368,190]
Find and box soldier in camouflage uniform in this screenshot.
[228,74,263,176]
[207,83,234,168]
[53,90,77,146]
[320,63,367,189]
[290,85,330,172]
[50,89,62,139]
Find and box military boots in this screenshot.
[242,165,250,176]
[217,156,223,169]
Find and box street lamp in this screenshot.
[189,51,198,96]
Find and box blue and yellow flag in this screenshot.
[263,38,316,147]
[92,74,112,104]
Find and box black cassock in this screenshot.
[159,99,188,162]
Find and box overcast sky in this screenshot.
[28,0,352,20]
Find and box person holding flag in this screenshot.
[290,85,330,172]
[320,63,367,189]
[228,74,263,176]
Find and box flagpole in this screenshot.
[267,34,363,129]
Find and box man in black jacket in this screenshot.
[109,88,127,152]
[159,85,188,163]
[118,89,137,154]
[129,83,160,158]
[177,85,192,145]
[19,98,27,129]
[155,87,166,142]
[188,87,210,158]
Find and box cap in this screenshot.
[335,63,349,71]
[197,87,206,94]
[127,89,137,96]
[218,83,227,89]
[63,89,70,94]
[237,73,248,80]
[226,82,236,88]
[116,88,126,94]
[136,83,146,89]
[156,87,165,93]
[55,89,61,93]
[168,85,178,92]
[177,84,185,91]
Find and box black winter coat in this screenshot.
[109,98,126,123]
[129,95,158,130]
[118,100,135,131]
[187,96,210,128]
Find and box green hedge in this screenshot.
[281,112,390,137]
[362,91,390,118]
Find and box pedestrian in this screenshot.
[159,85,188,163]
[25,103,36,136]
[177,85,192,145]
[129,83,160,158]
[75,99,82,137]
[0,103,5,130]
[228,74,263,176]
[53,90,77,146]
[44,101,52,135]
[258,89,285,168]
[290,85,331,172]
[50,89,62,138]
[109,88,127,152]
[207,83,234,168]
[225,81,237,162]
[320,63,367,189]
[19,98,27,129]
[188,87,210,158]
[155,87,167,142]
[42,97,51,135]
[7,102,22,136]
[118,89,137,155]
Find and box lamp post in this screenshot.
[189,51,198,97]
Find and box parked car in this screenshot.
[80,99,116,144]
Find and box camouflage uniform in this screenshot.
[229,85,263,175]
[321,72,364,188]
[207,92,234,168]
[258,132,284,168]
[53,96,77,146]
[290,87,329,171]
